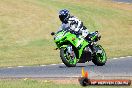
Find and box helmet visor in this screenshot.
[59,15,67,22]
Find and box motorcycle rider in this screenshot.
[51,9,104,64]
[57,9,92,42]
[57,9,94,62]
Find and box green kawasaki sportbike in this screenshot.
[51,29,107,67]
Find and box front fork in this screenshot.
[67,45,75,57]
[59,45,75,58]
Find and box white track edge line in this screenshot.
[40,65,46,66]
[7,67,13,68]
[113,58,118,59]
[50,64,57,65]
[6,56,132,68]
[17,66,24,68]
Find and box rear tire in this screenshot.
[92,45,107,66]
[60,48,76,67]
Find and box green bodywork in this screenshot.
[53,30,107,66]
[54,30,89,60]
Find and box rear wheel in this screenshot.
[92,45,107,66]
[60,46,77,67]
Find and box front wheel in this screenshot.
[92,45,107,66]
[60,46,77,67]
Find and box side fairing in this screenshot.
[66,35,89,58]
[54,30,89,59]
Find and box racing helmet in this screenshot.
[59,9,70,23]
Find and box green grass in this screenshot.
[0,79,131,88]
[0,0,132,67]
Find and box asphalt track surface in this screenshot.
[0,56,132,78]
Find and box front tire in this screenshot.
[92,45,107,66]
[60,48,77,67]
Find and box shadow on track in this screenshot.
[59,64,96,68]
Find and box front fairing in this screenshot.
[54,30,70,48]
[54,30,89,59]
[54,30,68,42]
